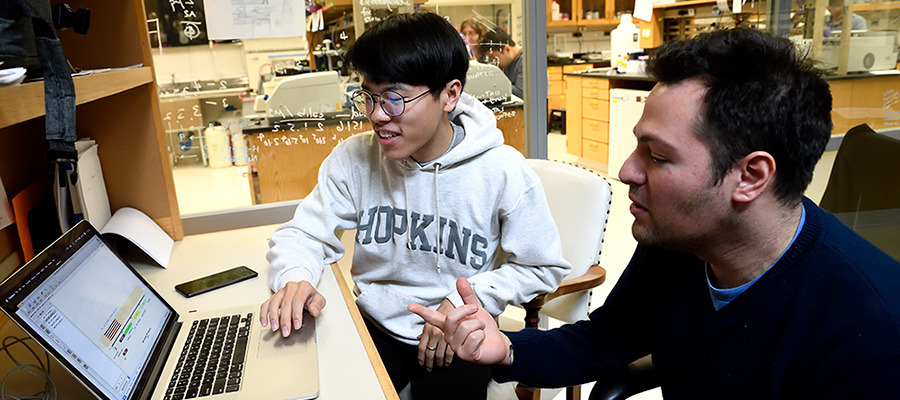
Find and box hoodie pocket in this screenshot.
[356,283,430,344]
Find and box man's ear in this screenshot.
[443,79,463,112]
[732,151,776,203]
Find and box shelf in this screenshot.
[654,0,716,8]
[579,18,621,26]
[548,20,580,27]
[0,66,154,129]
[854,2,900,11]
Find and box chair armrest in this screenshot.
[546,264,607,303]
[521,264,607,329]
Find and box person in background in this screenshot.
[479,29,524,99]
[412,27,900,399]
[825,0,867,36]
[259,11,570,400]
[460,16,487,61]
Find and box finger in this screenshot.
[279,289,298,337]
[408,304,447,328]
[417,326,432,366]
[306,293,326,317]
[422,338,439,371]
[460,329,487,360]
[442,344,454,368]
[456,277,480,307]
[443,304,479,336]
[263,291,285,331]
[431,340,447,370]
[259,299,271,327]
[291,297,306,333]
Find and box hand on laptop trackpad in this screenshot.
[257,312,315,359]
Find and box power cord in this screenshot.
[0,336,56,400]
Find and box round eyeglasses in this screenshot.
[350,88,433,117]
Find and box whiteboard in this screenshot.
[203,0,306,40]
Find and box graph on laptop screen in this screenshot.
[14,234,172,400]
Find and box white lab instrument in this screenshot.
[550,34,574,58]
[464,60,513,104]
[820,33,899,72]
[608,88,650,178]
[258,70,343,117]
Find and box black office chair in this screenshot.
[588,355,659,400]
[819,123,900,261]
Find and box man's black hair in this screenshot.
[479,29,516,54]
[346,12,469,96]
[646,28,833,205]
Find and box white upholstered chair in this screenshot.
[395,159,613,400]
[511,158,613,400]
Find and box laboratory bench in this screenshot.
[562,67,900,175]
[242,102,525,204]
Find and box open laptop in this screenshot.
[0,220,318,400]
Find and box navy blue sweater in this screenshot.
[496,198,900,399]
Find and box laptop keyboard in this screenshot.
[165,313,253,399]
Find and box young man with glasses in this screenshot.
[259,12,570,399]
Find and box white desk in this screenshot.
[134,224,397,399]
[0,224,397,399]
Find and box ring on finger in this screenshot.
[427,346,437,351]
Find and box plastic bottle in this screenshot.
[610,14,641,72]
[551,0,561,21]
[204,124,232,168]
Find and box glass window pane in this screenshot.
[144,0,530,214]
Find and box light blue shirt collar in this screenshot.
[708,204,807,311]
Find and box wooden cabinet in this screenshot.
[547,0,628,27]
[548,64,595,120]
[565,74,584,156]
[565,73,654,166]
[549,66,566,116]
[828,76,900,135]
[0,0,183,266]
[581,77,610,164]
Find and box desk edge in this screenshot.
[330,263,400,400]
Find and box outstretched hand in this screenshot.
[408,277,512,366]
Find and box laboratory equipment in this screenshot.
[609,88,650,177]
[260,70,344,116]
[464,60,513,104]
[611,14,641,72]
[820,33,899,72]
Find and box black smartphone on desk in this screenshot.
[175,266,258,298]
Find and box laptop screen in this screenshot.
[1,222,175,400]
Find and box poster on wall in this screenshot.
[152,0,209,46]
[202,0,306,40]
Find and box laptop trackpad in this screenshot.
[257,312,314,359]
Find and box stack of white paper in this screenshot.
[71,139,173,268]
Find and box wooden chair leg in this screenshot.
[567,385,581,400]
[523,294,547,329]
[516,384,541,400]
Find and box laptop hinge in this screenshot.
[135,319,183,400]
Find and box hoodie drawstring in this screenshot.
[434,163,441,276]
[404,166,412,249]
